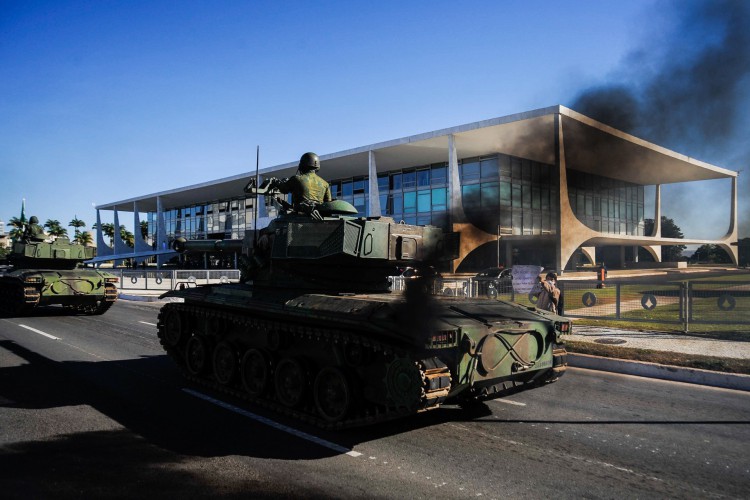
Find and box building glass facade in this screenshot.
[145,152,644,248]
[567,170,645,236]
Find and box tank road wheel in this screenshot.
[92,299,114,315]
[2,284,27,316]
[385,357,423,411]
[185,335,210,375]
[343,342,369,367]
[212,341,237,385]
[161,308,185,348]
[274,357,307,408]
[314,367,352,423]
[241,349,271,399]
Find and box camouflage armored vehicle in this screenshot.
[0,234,119,315]
[157,175,569,428]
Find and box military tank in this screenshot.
[157,177,569,428]
[0,234,119,315]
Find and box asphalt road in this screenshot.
[1,301,749,499]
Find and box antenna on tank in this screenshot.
[253,145,260,246]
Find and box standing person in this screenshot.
[275,152,332,213]
[535,271,561,314]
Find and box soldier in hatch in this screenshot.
[242,153,333,280]
[274,152,332,213]
[24,216,46,241]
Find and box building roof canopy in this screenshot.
[98,105,736,213]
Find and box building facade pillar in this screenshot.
[368,150,382,217]
[156,196,169,268]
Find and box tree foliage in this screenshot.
[691,244,732,264]
[93,222,115,246]
[641,216,687,261]
[69,216,86,238]
[43,219,68,238]
[8,217,25,240]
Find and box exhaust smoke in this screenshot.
[569,0,750,240]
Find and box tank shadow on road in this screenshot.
[0,338,488,463]
[0,340,343,459]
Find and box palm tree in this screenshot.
[140,220,149,240]
[93,222,116,246]
[69,216,86,239]
[120,226,135,248]
[8,216,25,240]
[75,231,94,246]
[44,219,68,238]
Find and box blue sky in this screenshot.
[1,0,747,241]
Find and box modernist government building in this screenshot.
[95,105,739,272]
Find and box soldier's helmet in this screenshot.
[29,216,38,224]
[298,152,320,172]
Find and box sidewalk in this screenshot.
[116,288,750,392]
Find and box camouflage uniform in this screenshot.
[278,170,332,208]
[25,216,46,241]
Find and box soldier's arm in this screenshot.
[275,177,296,194]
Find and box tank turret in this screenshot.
[157,163,569,428]
[173,198,451,293]
[0,229,118,315]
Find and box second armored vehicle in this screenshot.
[0,234,119,315]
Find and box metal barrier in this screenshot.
[559,280,750,330]
[389,277,749,330]
[687,281,750,326]
[108,269,241,291]
[110,270,747,329]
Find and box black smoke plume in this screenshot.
[569,0,750,239]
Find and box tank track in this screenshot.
[157,302,452,429]
[0,280,116,316]
[0,281,37,315]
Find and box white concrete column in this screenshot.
[368,150,382,217]
[156,196,169,268]
[448,134,465,224]
[112,209,129,266]
[94,209,113,264]
[133,202,151,256]
[643,184,662,262]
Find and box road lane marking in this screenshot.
[18,324,60,340]
[493,399,526,406]
[139,321,157,326]
[182,388,362,458]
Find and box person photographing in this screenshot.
[535,271,561,314]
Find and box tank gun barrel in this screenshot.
[172,237,244,254]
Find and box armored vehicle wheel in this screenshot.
[274,357,307,408]
[241,349,271,399]
[78,299,112,315]
[213,342,237,385]
[162,309,185,347]
[314,367,352,423]
[1,283,27,316]
[91,300,113,315]
[185,335,210,375]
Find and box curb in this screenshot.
[118,294,183,303]
[119,294,160,302]
[568,353,750,392]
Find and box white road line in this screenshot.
[139,321,157,326]
[182,388,362,458]
[18,324,60,340]
[493,399,526,407]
